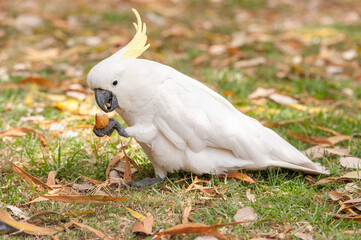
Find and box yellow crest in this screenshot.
[121,9,150,59]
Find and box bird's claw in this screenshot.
[93,118,129,137]
[119,177,165,188]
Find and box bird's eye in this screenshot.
[112,80,118,86]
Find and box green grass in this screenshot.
[1,0,361,239]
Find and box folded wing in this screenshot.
[153,73,328,175]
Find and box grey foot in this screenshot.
[0,220,17,233]
[93,118,129,137]
[126,177,165,187]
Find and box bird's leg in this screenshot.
[93,118,129,137]
[125,177,165,187]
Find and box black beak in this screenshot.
[94,88,119,112]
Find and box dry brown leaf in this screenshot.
[71,220,119,240]
[72,183,95,192]
[344,230,361,234]
[225,172,255,184]
[11,164,53,191]
[268,93,299,105]
[288,130,332,146]
[125,207,146,221]
[325,147,350,156]
[106,152,125,180]
[233,207,258,226]
[340,157,361,169]
[194,236,218,240]
[0,127,47,145]
[314,171,361,185]
[154,220,257,239]
[186,176,209,192]
[182,206,192,224]
[20,76,56,90]
[313,177,339,186]
[328,135,351,145]
[303,146,350,159]
[47,171,56,186]
[328,191,351,201]
[154,222,226,240]
[302,146,326,159]
[132,212,154,235]
[80,175,104,185]
[38,195,126,204]
[6,205,28,220]
[234,56,266,69]
[248,87,276,99]
[246,189,256,202]
[333,214,361,223]
[263,117,307,127]
[123,155,132,182]
[0,209,69,236]
[316,126,344,136]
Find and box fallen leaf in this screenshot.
[80,175,104,185]
[314,170,361,185]
[248,87,275,99]
[0,209,69,235]
[154,222,225,240]
[0,127,47,145]
[186,176,209,192]
[132,212,154,235]
[313,177,339,186]
[302,146,326,159]
[71,220,118,240]
[288,130,332,146]
[125,207,146,222]
[340,157,361,169]
[294,232,314,240]
[327,135,351,145]
[182,206,192,224]
[234,56,266,69]
[328,191,351,201]
[289,104,328,114]
[302,146,350,159]
[263,117,308,127]
[341,171,361,179]
[20,76,56,90]
[268,93,299,105]
[224,172,255,184]
[154,220,257,240]
[11,164,52,191]
[47,171,56,186]
[316,126,344,136]
[344,230,361,234]
[233,207,258,226]
[333,214,361,223]
[72,183,95,191]
[246,189,256,202]
[38,195,126,204]
[325,147,350,156]
[123,155,132,182]
[6,206,28,220]
[194,236,218,240]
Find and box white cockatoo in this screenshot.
[87,9,328,186]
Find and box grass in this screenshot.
[1,0,361,239]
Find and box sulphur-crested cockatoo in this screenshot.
[87,9,328,186]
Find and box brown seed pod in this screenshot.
[95,112,109,129]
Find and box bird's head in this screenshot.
[87,9,150,113]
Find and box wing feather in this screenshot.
[153,73,326,174]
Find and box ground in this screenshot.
[1,0,361,239]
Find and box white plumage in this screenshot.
[87,9,328,179]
